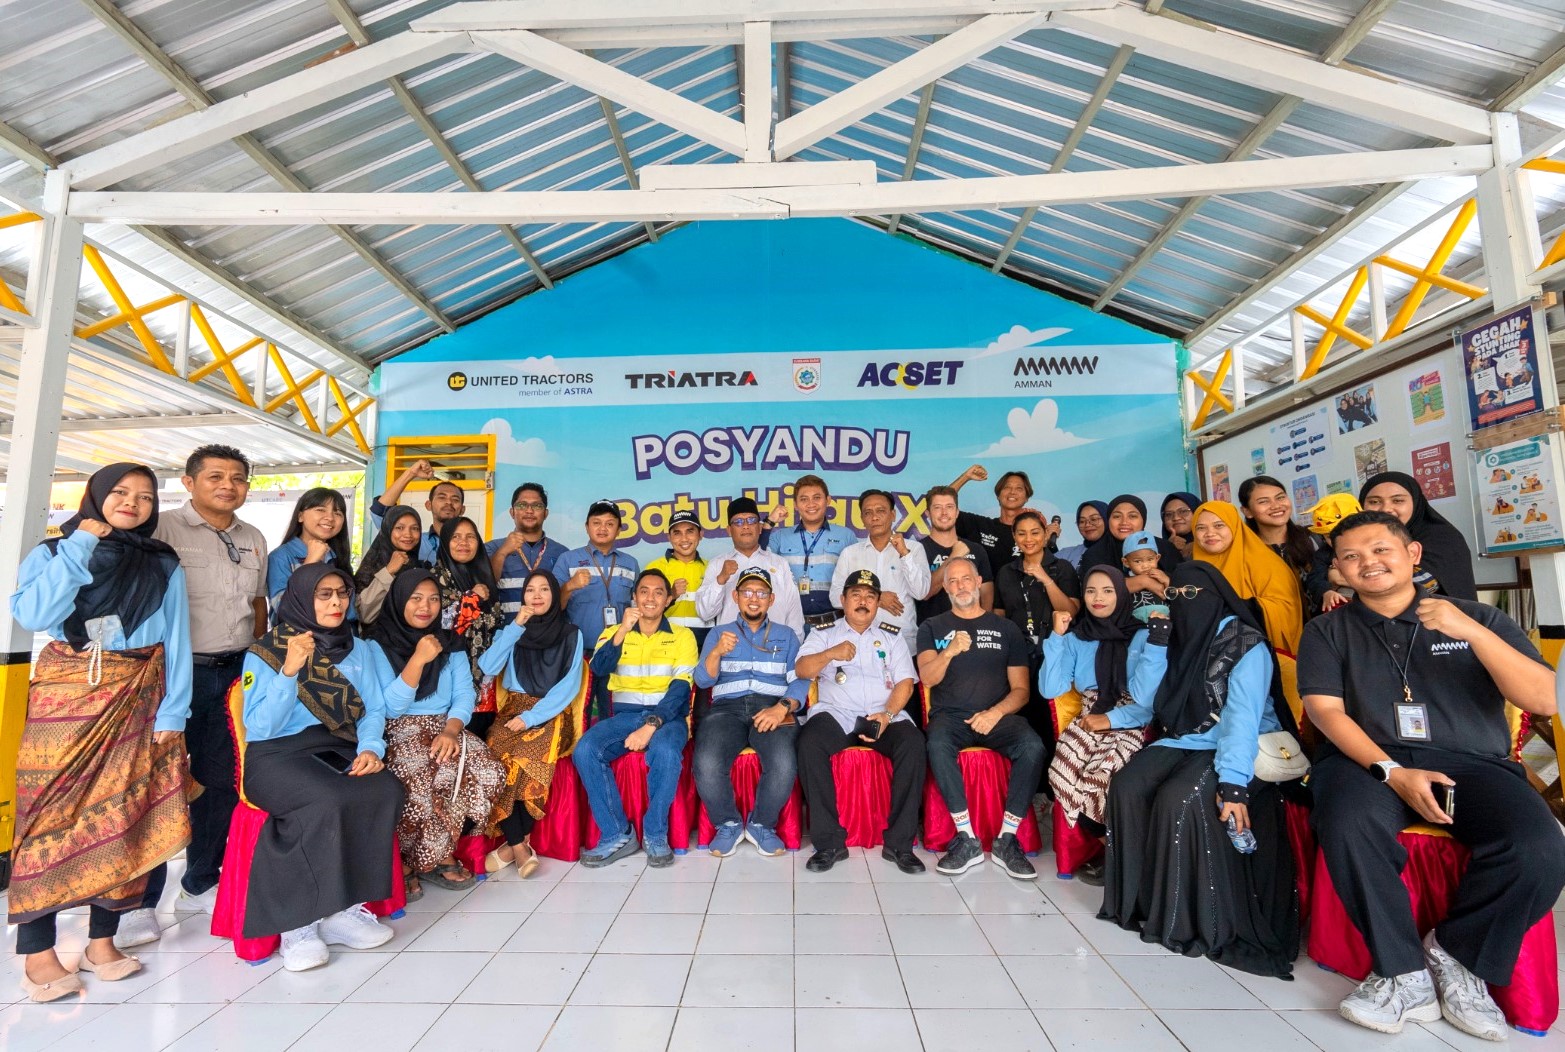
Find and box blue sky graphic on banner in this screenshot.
[373,220,1187,563]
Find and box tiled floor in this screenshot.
[2,847,1562,1052]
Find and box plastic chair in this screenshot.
[918,684,1044,854]
[695,747,805,850]
[211,679,405,963]
[1047,688,1103,878]
[823,746,895,848]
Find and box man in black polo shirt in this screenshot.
[916,557,1044,880]
[1299,511,1562,1041]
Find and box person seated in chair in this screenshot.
[917,557,1045,880]
[1301,510,1563,1040]
[573,569,699,869]
[795,570,927,874]
[693,568,809,858]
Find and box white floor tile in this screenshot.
[128,950,280,1004]
[789,852,870,883]
[532,882,634,915]
[140,916,229,955]
[897,954,1026,1009]
[793,914,893,956]
[639,853,722,883]
[413,1004,558,1052]
[975,913,1092,955]
[1105,953,1264,1011]
[794,954,908,1009]
[371,913,441,952]
[288,1003,445,1052]
[163,1002,331,1052]
[883,913,993,955]
[598,912,704,955]
[681,952,793,1008]
[0,1001,124,1052]
[558,858,648,884]
[620,879,713,914]
[1072,913,1174,955]
[793,883,880,915]
[346,951,492,1004]
[954,878,1054,916]
[708,881,794,915]
[1000,954,1145,1009]
[404,911,523,953]
[866,848,940,883]
[1279,1008,1457,1050]
[400,884,471,913]
[794,1007,921,1050]
[1223,957,1357,1010]
[1158,1008,1325,1052]
[57,951,191,1004]
[456,954,591,1005]
[670,1006,793,1051]
[236,949,389,1003]
[540,1005,675,1051]
[874,881,969,916]
[1039,876,1106,914]
[1033,1008,1185,1051]
[915,1007,1051,1051]
[698,914,794,955]
[1426,1020,1565,1050]
[568,953,692,1007]
[500,912,616,954]
[448,880,554,913]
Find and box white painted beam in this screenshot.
[477,30,748,156]
[1052,7,1492,145]
[64,32,472,190]
[743,21,774,162]
[0,412,257,436]
[772,11,1046,158]
[69,145,1494,225]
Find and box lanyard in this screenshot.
[1371,621,1420,704]
[798,526,826,573]
[589,551,618,597]
[742,618,774,653]
[517,538,547,574]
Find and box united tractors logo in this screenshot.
[447,371,468,391]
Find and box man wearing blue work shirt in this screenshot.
[486,482,568,617]
[368,458,463,564]
[554,498,639,649]
[765,474,855,634]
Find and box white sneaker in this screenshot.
[174,885,218,913]
[279,923,329,972]
[1339,970,1442,1034]
[1424,931,1509,1042]
[113,908,162,949]
[316,904,394,949]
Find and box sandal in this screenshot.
[516,844,540,880]
[419,862,476,890]
[79,951,142,982]
[483,847,513,874]
[403,873,424,902]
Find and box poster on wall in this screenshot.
[1461,305,1546,430]
[1209,463,1231,502]
[1291,475,1319,513]
[1334,383,1378,433]
[1267,407,1331,479]
[1408,370,1445,426]
[1411,441,1455,500]
[1475,435,1565,555]
[1353,437,1388,486]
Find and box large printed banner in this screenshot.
[378,338,1186,562]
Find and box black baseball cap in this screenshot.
[727,497,761,521]
[842,569,882,595]
[668,509,700,530]
[587,498,622,522]
[736,567,773,591]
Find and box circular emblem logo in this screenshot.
[242,670,255,690]
[447,371,468,391]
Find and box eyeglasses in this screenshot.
[730,515,761,527]
[1164,509,1192,520]
[737,589,772,599]
[512,501,545,511]
[313,588,352,602]
[214,528,241,564]
[1165,585,1205,600]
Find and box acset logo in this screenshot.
[855,361,965,389]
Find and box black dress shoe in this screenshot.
[805,846,850,872]
[1074,859,1105,886]
[881,848,926,874]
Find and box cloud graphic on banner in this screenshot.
[980,399,1092,456]
[482,418,559,467]
[972,324,1071,360]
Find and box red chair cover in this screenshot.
[1051,803,1102,878]
[695,749,805,850]
[1307,828,1559,1034]
[921,748,1044,853]
[825,746,894,848]
[582,742,699,851]
[1283,799,1316,926]
[211,802,406,962]
[453,833,501,879]
[530,760,591,862]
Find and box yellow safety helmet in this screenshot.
[1308,493,1361,536]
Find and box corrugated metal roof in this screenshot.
[0,0,1563,454]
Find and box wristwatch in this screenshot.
[1369,759,1402,782]
[642,714,664,730]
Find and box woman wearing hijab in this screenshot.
[433,516,504,733]
[1190,500,1305,655]
[476,571,585,877]
[240,564,404,973]
[374,570,506,897]
[1359,471,1478,601]
[9,464,191,1001]
[1056,500,1109,572]
[1160,491,1201,559]
[1041,565,1149,885]
[1078,494,1183,586]
[354,504,427,626]
[1098,562,1299,979]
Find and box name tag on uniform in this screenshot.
[602,605,618,628]
[877,621,901,635]
[799,578,812,595]
[1396,703,1430,742]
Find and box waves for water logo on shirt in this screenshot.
[933,631,954,651]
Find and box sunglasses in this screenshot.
[215,528,241,564]
[1165,585,1205,600]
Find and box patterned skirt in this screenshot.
[483,690,580,835]
[385,714,506,873]
[1046,689,1145,828]
[9,642,191,923]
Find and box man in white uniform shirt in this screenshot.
[795,570,927,875]
[829,489,931,658]
[694,496,804,636]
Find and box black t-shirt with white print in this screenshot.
[916,610,1032,717]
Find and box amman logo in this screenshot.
[447,371,468,391]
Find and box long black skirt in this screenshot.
[1097,745,1297,978]
[241,725,404,938]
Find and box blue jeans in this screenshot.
[573,709,688,842]
[693,694,798,828]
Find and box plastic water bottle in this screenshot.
[1225,814,1257,855]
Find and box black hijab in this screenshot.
[47,463,180,649]
[436,516,497,603]
[1358,471,1477,601]
[366,569,451,700]
[355,504,427,592]
[1160,491,1201,540]
[274,563,358,663]
[1079,494,1182,573]
[1151,561,1290,739]
[510,571,580,697]
[1071,564,1142,714]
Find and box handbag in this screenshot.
[1253,729,1310,782]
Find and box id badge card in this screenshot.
[1396,703,1431,742]
[799,577,812,595]
[602,605,618,628]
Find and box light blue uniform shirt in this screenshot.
[693,617,811,706]
[553,545,638,649]
[1109,615,1281,787]
[240,636,392,757]
[476,621,585,729]
[266,538,353,620]
[766,522,856,617]
[1039,629,1149,700]
[383,653,479,725]
[11,530,193,734]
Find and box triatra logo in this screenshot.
[625,370,758,389]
